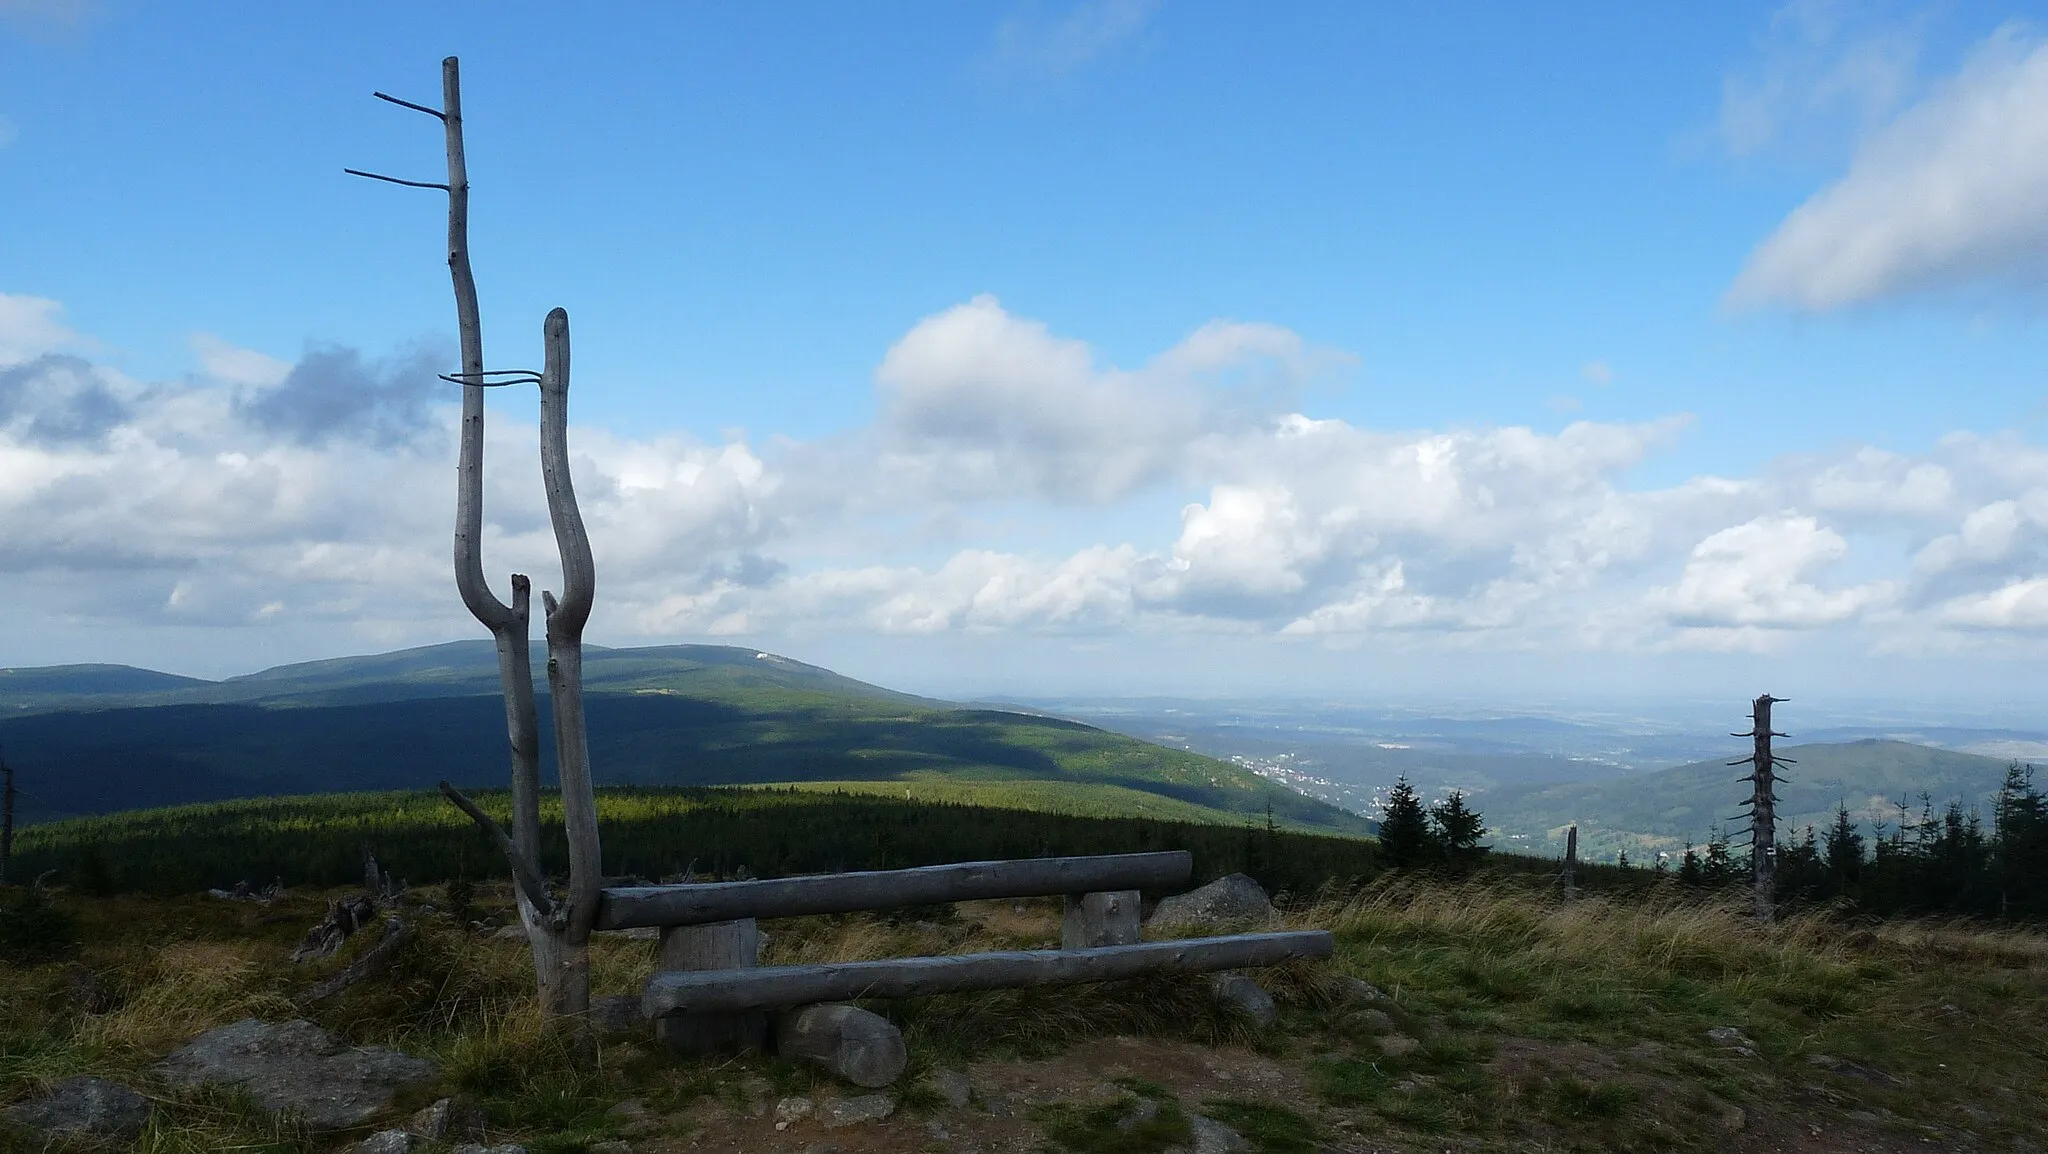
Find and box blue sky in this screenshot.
[4,1,2048,704]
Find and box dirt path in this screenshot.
[612,1031,1958,1154]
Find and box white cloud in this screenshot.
[989,0,1156,79]
[1646,513,1890,630]
[1798,445,1954,516]
[190,332,290,388]
[871,294,1327,504]
[1729,25,2048,310]
[1169,485,1319,600]
[1716,0,1924,159]
[0,293,79,363]
[1937,577,2048,630]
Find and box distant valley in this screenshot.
[1022,696,2048,862]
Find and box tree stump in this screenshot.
[775,1003,907,1088]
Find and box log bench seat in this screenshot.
[598,850,1330,1055]
[641,930,1335,1016]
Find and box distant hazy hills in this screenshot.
[0,642,926,713]
[0,642,1369,835]
[1480,739,2022,860]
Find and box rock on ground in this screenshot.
[405,1096,484,1141]
[776,1003,907,1088]
[1208,972,1277,1026]
[451,1145,528,1154]
[817,1093,896,1128]
[1190,1114,1249,1154]
[1146,874,1279,932]
[1330,975,1390,1005]
[774,1095,814,1130]
[1706,1026,1758,1057]
[153,1018,440,1130]
[352,1130,418,1154]
[4,1075,153,1141]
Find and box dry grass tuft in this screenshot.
[74,940,295,1056]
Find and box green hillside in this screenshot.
[0,642,1370,836]
[1481,738,2019,859]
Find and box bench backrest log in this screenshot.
[596,850,1193,931]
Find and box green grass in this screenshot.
[1034,1085,1193,1154]
[1199,1099,1324,1153]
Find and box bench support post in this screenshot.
[655,917,768,1055]
[1063,889,1140,949]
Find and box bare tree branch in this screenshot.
[343,168,451,191]
[300,918,415,1002]
[373,90,447,120]
[439,780,555,918]
[438,370,541,387]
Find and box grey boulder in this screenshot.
[1190,1114,1249,1154]
[4,1075,153,1140]
[1209,972,1277,1026]
[1146,874,1278,932]
[154,1018,440,1130]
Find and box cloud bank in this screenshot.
[7,290,2048,688]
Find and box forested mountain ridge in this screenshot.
[0,641,927,714]
[1481,738,2018,859]
[0,642,1370,835]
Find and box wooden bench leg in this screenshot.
[1063,889,1140,949]
[655,918,769,1055]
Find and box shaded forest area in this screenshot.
[7,787,1390,900]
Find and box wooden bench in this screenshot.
[595,851,1333,1054]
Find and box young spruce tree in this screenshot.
[1378,777,1435,868]
[1429,790,1487,869]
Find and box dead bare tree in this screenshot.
[1561,823,1578,900]
[349,57,603,1031]
[1731,694,1791,922]
[1,754,16,886]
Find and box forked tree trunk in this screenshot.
[536,306,602,1021]
[356,56,602,1034]
[430,57,574,1001]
